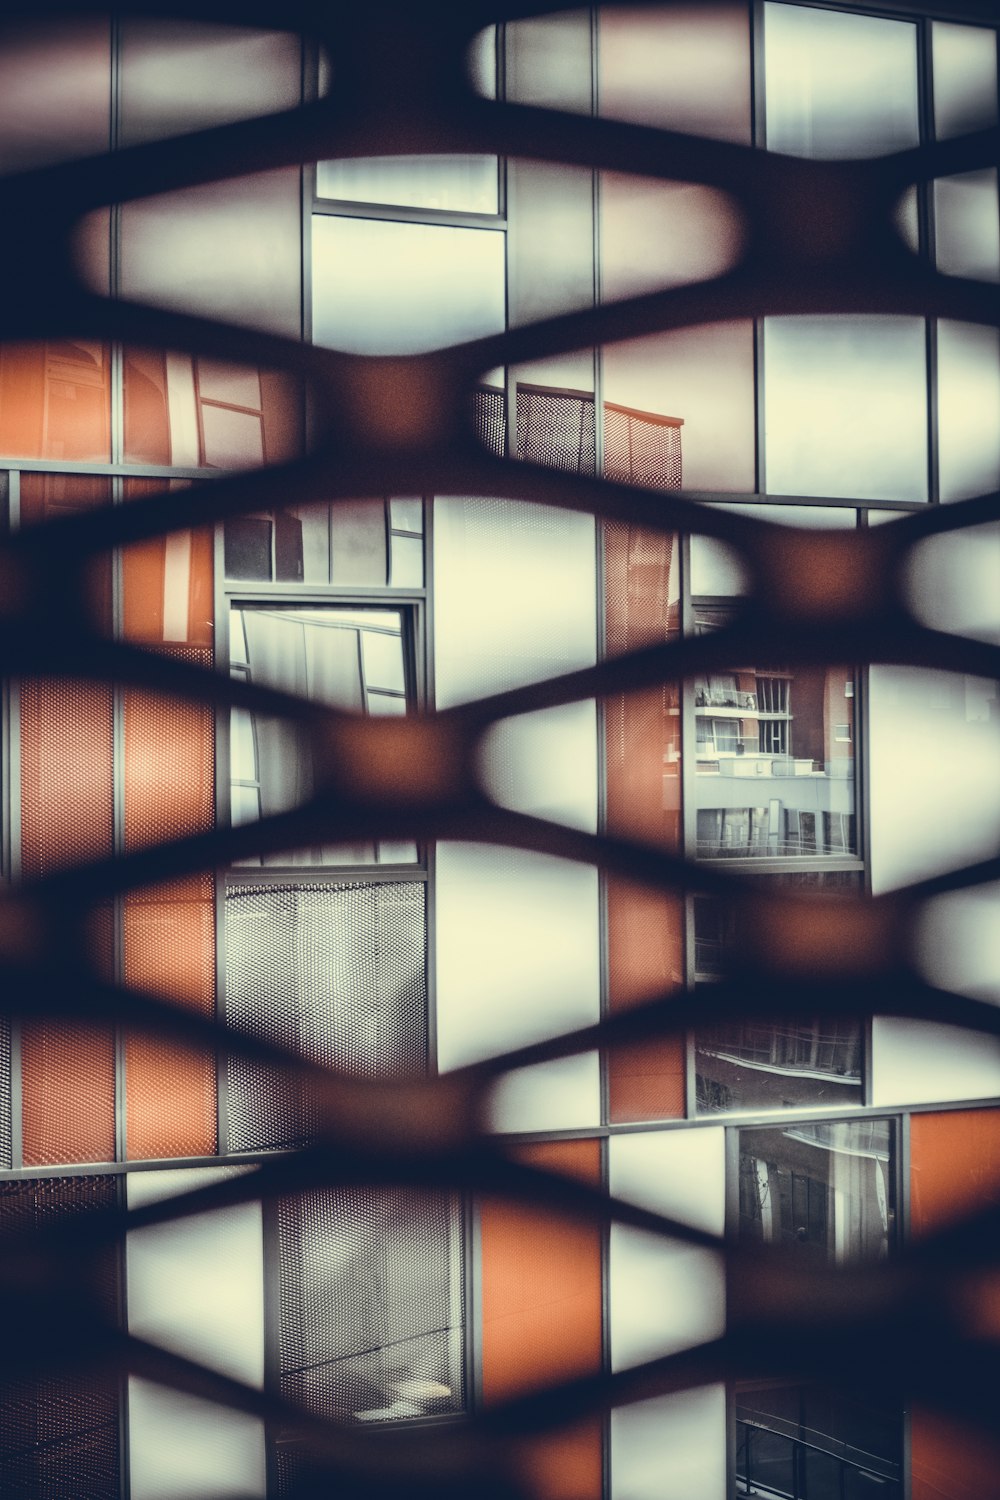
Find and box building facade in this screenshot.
[0,3,998,1499]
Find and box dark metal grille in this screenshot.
[224,881,427,1151]
[515,383,597,475]
[277,1186,463,1431]
[0,1177,120,1500]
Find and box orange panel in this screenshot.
[122,629,217,1158]
[480,1139,603,1500]
[0,341,111,460]
[604,519,685,1122]
[124,878,217,1160]
[910,1110,1000,1498]
[21,1020,116,1166]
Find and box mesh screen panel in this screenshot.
[225,880,426,1152]
[515,384,596,475]
[123,647,215,850]
[603,403,683,490]
[0,1019,10,1170]
[20,678,113,877]
[124,875,217,1160]
[21,1020,116,1167]
[277,1186,463,1431]
[0,1176,120,1500]
[473,384,505,457]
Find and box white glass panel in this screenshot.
[126,1167,265,1500]
[871,1017,1000,1106]
[312,217,505,355]
[934,170,1000,282]
[764,3,918,159]
[390,497,423,532]
[905,522,1000,644]
[868,667,1000,892]
[932,22,999,139]
[390,533,424,587]
[435,843,600,1131]
[917,882,1000,1003]
[764,317,927,501]
[609,1129,725,1369]
[361,628,406,692]
[479,703,598,832]
[937,320,1000,502]
[466,26,497,99]
[612,1388,727,1500]
[317,156,498,214]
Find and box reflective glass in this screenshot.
[737,1118,896,1263]
[312,217,505,355]
[317,156,498,214]
[937,321,1000,502]
[123,350,302,469]
[763,316,927,501]
[763,3,918,158]
[0,341,111,462]
[736,1385,901,1500]
[599,4,751,143]
[932,22,999,140]
[504,9,593,113]
[229,605,412,866]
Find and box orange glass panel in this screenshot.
[0,341,111,461]
[21,1019,116,1166]
[910,1110,1000,1499]
[480,1139,603,1500]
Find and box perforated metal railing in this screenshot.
[0,0,998,1497]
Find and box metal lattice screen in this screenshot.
[0,1,994,1498]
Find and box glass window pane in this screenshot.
[317,156,498,215]
[312,217,505,355]
[599,3,751,144]
[119,20,301,146]
[934,169,1000,282]
[932,22,999,140]
[600,174,744,301]
[330,500,387,586]
[504,9,593,113]
[764,3,918,158]
[0,341,111,462]
[390,498,423,533]
[361,628,406,693]
[764,316,927,501]
[937,321,1000,503]
[0,16,110,172]
[390,533,424,588]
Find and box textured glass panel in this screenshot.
[508,161,595,327]
[277,1187,463,1430]
[737,1119,896,1264]
[599,3,751,143]
[932,22,999,140]
[312,217,505,355]
[603,324,755,492]
[390,497,422,532]
[225,881,427,1151]
[905,521,1000,645]
[612,1388,728,1500]
[504,9,592,113]
[390,533,424,587]
[934,169,1000,282]
[317,156,498,213]
[120,19,301,145]
[0,16,109,172]
[937,320,1000,502]
[0,342,111,462]
[764,316,927,501]
[764,3,918,158]
[330,499,387,585]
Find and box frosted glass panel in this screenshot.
[917,882,1000,1003]
[317,156,498,213]
[764,3,918,158]
[934,170,1000,282]
[312,217,505,355]
[932,22,999,139]
[609,1129,725,1369]
[601,174,744,301]
[612,1388,727,1500]
[599,3,751,144]
[905,522,1000,643]
[764,317,927,501]
[937,321,1000,502]
[435,843,600,1130]
[479,703,598,832]
[868,667,1000,892]
[871,1017,1000,1107]
[126,1167,265,1500]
